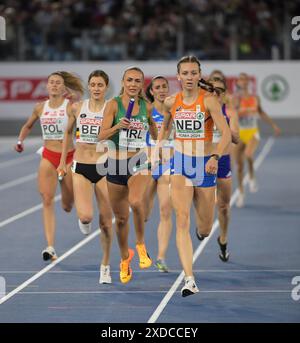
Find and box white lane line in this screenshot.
[0,228,102,304]
[0,139,275,306]
[0,195,61,229]
[15,289,292,295]
[148,137,275,323]
[1,268,299,274]
[0,173,37,192]
[0,154,38,169]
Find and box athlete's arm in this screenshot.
[257,96,281,136]
[159,95,175,142]
[226,105,240,144]
[14,102,43,152]
[57,102,78,174]
[99,99,130,141]
[147,103,158,141]
[152,96,175,164]
[205,94,231,156]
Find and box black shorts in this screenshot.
[71,160,108,184]
[106,153,147,186]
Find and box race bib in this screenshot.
[119,119,148,149]
[239,116,257,129]
[174,105,205,140]
[41,117,65,140]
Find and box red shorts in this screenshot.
[42,147,75,169]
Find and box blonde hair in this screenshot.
[119,66,146,100]
[49,71,84,96]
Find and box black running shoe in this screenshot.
[195,227,208,241]
[217,237,229,262]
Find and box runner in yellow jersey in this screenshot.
[234,73,281,207]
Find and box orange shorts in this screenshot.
[42,147,74,169]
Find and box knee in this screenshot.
[99,217,112,234]
[218,202,230,217]
[129,197,143,212]
[78,213,93,224]
[160,204,171,220]
[175,210,190,230]
[245,150,253,160]
[62,202,73,213]
[40,193,54,207]
[115,214,129,228]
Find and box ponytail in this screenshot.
[198,78,214,92]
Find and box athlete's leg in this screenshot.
[234,141,246,194]
[72,172,94,224]
[143,177,157,222]
[95,178,113,266]
[216,178,232,244]
[171,175,194,277]
[107,182,130,260]
[38,158,58,248]
[193,186,216,238]
[245,136,259,181]
[156,175,172,261]
[128,174,151,245]
[59,163,74,212]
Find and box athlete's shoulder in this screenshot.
[203,90,218,103]
[144,98,153,111]
[164,94,177,109]
[33,101,45,116]
[70,100,83,115]
[104,97,118,113]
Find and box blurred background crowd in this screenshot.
[1,0,299,61]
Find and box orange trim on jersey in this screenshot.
[170,90,213,141]
[238,96,258,117]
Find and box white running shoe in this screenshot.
[99,264,112,284]
[236,192,245,208]
[249,178,258,193]
[42,246,57,261]
[181,276,199,297]
[78,219,92,235]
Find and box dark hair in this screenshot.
[145,75,169,103]
[209,70,226,82]
[210,79,227,96]
[119,66,146,99]
[198,78,214,92]
[177,55,201,73]
[48,71,84,96]
[88,70,109,85]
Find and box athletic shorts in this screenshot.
[173,151,217,188]
[239,128,260,145]
[71,160,108,184]
[217,154,232,179]
[42,147,74,169]
[106,152,148,186]
[151,157,174,181]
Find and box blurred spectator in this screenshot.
[0,0,298,61]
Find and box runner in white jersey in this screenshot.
[14,71,84,261]
[58,70,113,284]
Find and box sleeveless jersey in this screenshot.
[76,99,107,144]
[170,90,213,141]
[238,96,258,129]
[40,99,68,140]
[109,96,149,150]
